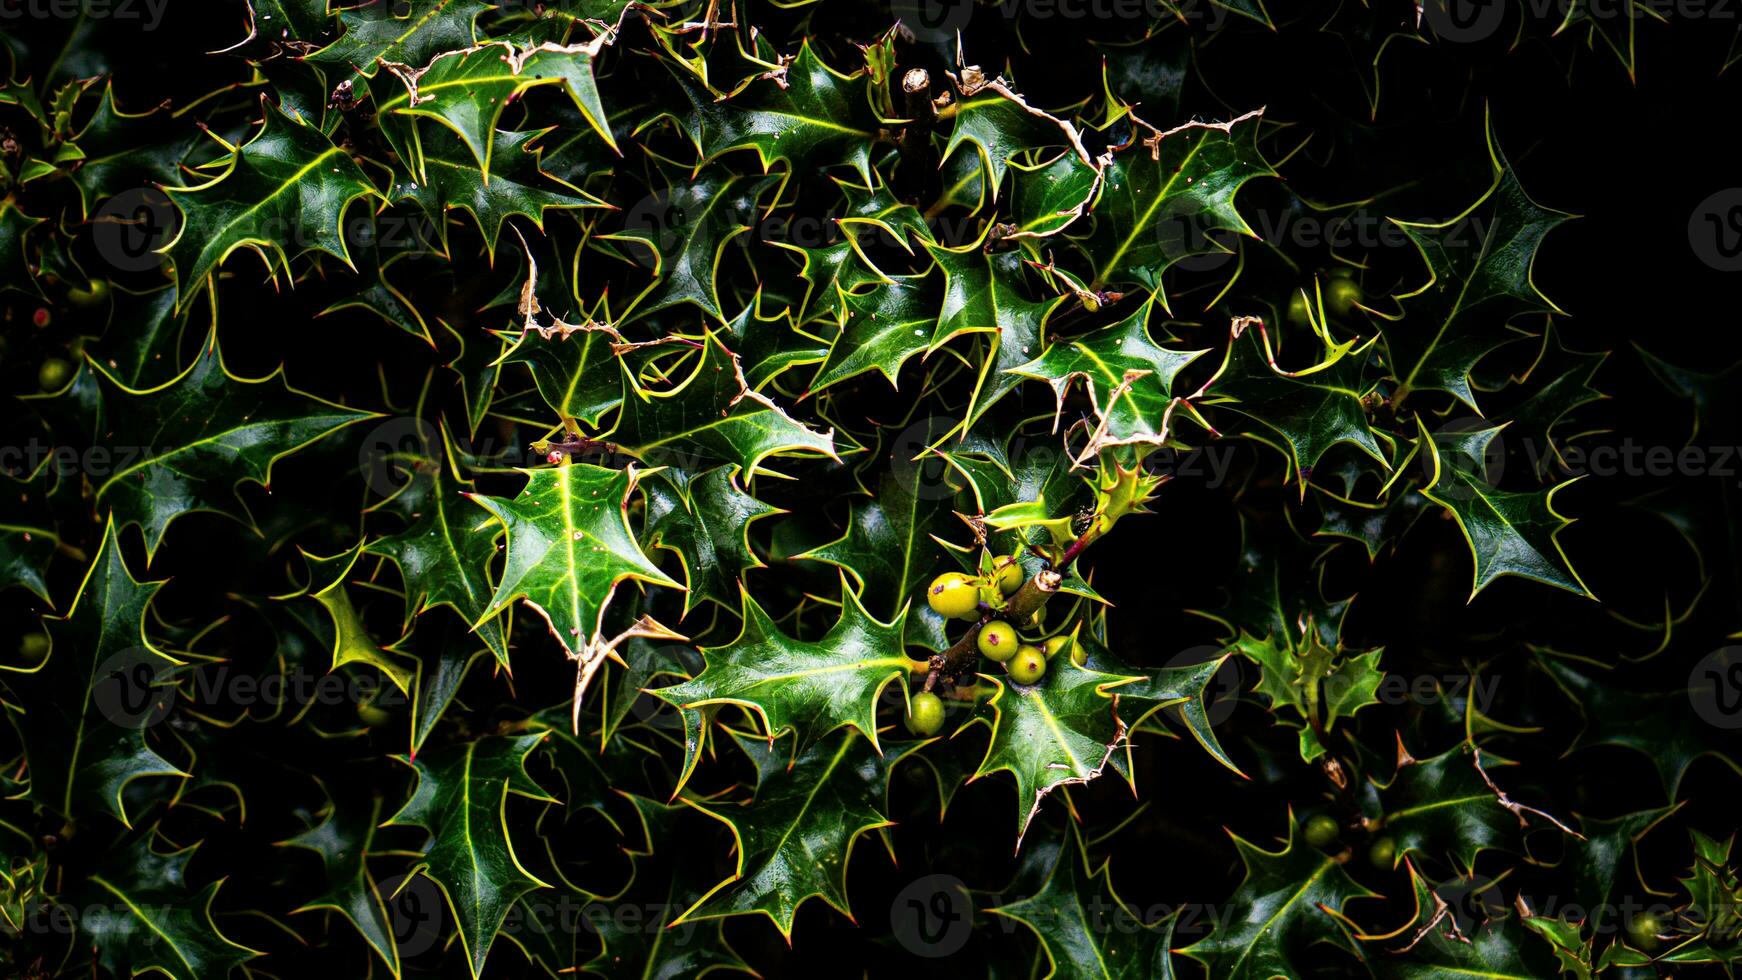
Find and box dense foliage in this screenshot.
[2,1,1740,977]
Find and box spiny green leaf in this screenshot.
[386,732,556,979]
[676,728,892,938]
[1082,109,1271,293]
[966,660,1140,844]
[607,332,836,476]
[641,464,783,614]
[0,519,185,825]
[470,461,679,656]
[1417,418,1592,598]
[654,580,910,790]
[76,832,260,980]
[1383,126,1571,409]
[366,425,511,665]
[1181,813,1376,979]
[164,104,381,305]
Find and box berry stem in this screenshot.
[934,570,1062,681]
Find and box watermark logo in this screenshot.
[890,873,973,957]
[92,187,175,273]
[92,646,175,729]
[0,0,168,30]
[1422,0,1506,42]
[382,872,445,957]
[888,416,967,502]
[359,416,440,497]
[1690,646,1742,729]
[1689,189,1742,272]
[892,0,974,43]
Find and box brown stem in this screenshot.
[898,68,936,203]
[936,570,1062,680]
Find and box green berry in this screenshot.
[994,555,1024,595]
[1303,814,1339,848]
[1368,836,1396,869]
[1327,276,1362,316]
[19,633,49,661]
[356,702,392,727]
[907,691,945,736]
[978,621,1018,662]
[38,357,71,391]
[1008,646,1046,685]
[1042,635,1084,666]
[1627,912,1663,951]
[926,572,980,620]
[1286,290,1310,326]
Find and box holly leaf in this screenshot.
[76,831,260,980]
[1233,630,1383,762]
[1006,150,1102,238]
[580,793,754,978]
[1498,323,1608,477]
[966,661,1140,844]
[65,83,195,220]
[928,239,1065,426]
[1371,740,1539,872]
[288,542,416,694]
[164,103,381,305]
[989,819,1177,977]
[366,425,511,665]
[1383,126,1571,409]
[1102,649,1243,777]
[1202,318,1385,485]
[0,457,59,603]
[676,728,892,939]
[1082,110,1271,293]
[642,464,783,614]
[942,79,1085,196]
[307,0,484,77]
[1181,813,1376,979]
[0,519,185,825]
[376,38,618,181]
[810,275,938,393]
[1565,804,1680,924]
[794,418,958,622]
[598,168,759,324]
[654,581,910,791]
[394,126,607,259]
[29,330,373,558]
[1010,293,1204,455]
[607,332,837,476]
[722,290,830,389]
[501,315,625,429]
[1417,418,1592,598]
[281,789,400,976]
[1368,863,1560,979]
[1533,650,1726,799]
[469,462,679,656]
[662,41,878,186]
[386,733,556,979]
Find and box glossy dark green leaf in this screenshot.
[1181,813,1376,979]
[677,728,892,938]
[386,733,556,979]
[0,519,184,825]
[1382,128,1571,409]
[164,104,381,304]
[654,581,910,789]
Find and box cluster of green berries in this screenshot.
[906,555,1085,736]
[1302,813,1399,870]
